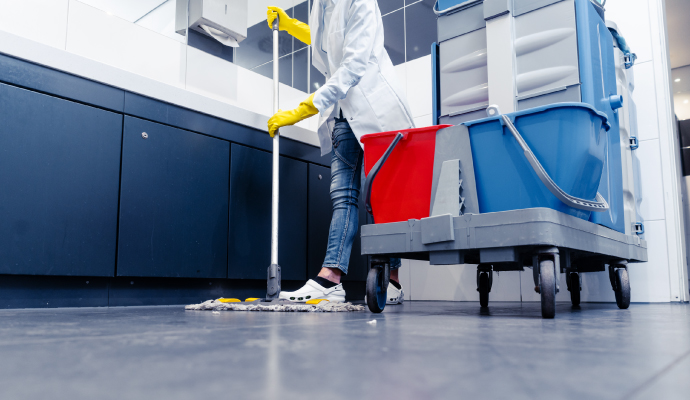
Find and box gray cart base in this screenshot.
[361,208,647,317]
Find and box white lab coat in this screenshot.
[310,0,415,156]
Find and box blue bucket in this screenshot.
[463,103,610,220]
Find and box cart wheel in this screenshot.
[613,267,631,309]
[478,272,490,308]
[539,259,556,318]
[366,262,390,313]
[568,272,581,307]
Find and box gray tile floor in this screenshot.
[1,301,689,400]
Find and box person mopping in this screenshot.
[267,0,414,304]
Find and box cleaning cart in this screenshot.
[360,0,647,318]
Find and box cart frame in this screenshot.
[361,208,646,317]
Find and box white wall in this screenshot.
[0,0,69,49]
[608,0,688,303]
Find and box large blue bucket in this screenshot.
[463,103,610,220]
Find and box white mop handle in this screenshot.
[271,17,280,266]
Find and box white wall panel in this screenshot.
[394,63,407,97]
[66,1,186,88]
[406,55,433,118]
[186,47,239,104]
[632,61,661,141]
[604,0,654,64]
[651,0,688,301]
[579,271,617,302]
[413,114,432,128]
[630,219,672,302]
[608,0,687,303]
[0,0,69,50]
[76,0,165,23]
[136,0,185,43]
[237,67,273,116]
[279,83,308,112]
[409,260,521,302]
[637,138,666,221]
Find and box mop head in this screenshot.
[185,299,365,312]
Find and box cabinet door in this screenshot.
[117,117,229,278]
[307,164,368,281]
[349,192,369,281]
[0,83,121,276]
[228,144,307,280]
[307,164,331,278]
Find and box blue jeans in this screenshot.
[322,115,401,274]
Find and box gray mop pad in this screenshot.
[185,299,365,312]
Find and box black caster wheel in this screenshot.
[366,262,390,313]
[568,272,581,307]
[478,272,490,308]
[539,258,556,319]
[610,265,631,309]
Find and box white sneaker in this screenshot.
[365,282,405,305]
[279,279,346,303]
[386,282,404,304]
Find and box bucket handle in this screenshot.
[363,132,405,215]
[487,105,609,212]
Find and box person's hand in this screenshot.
[267,6,311,45]
[267,94,319,137]
[266,6,290,30]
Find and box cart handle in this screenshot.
[487,105,609,212]
[363,132,405,215]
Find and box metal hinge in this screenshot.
[629,137,639,150]
[634,223,644,235]
[625,53,637,69]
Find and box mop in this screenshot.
[186,14,363,313]
[186,299,364,312]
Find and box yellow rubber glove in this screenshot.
[268,94,319,137]
[267,6,311,45]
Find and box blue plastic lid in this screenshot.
[435,0,480,15]
[463,102,611,131]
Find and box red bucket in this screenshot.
[361,125,452,224]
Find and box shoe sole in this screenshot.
[386,292,404,305]
[279,294,346,303]
[365,295,404,305]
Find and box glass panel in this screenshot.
[253,54,294,87]
[78,0,185,43]
[71,1,321,117]
[379,0,405,15]
[293,1,310,51]
[405,0,437,62]
[294,48,309,92]
[382,9,406,65]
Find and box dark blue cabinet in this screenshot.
[228,144,307,280]
[117,117,229,278]
[0,83,122,276]
[307,164,331,279]
[307,164,368,281]
[349,195,369,281]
